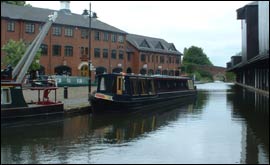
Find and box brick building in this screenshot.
[1,2,182,80]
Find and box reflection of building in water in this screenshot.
[228,85,269,164]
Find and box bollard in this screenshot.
[64,86,68,99]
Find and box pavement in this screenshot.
[23,86,97,113]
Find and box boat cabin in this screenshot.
[95,73,195,100]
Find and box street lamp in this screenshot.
[82,3,98,101]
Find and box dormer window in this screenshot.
[155,42,164,49]
[140,39,150,48]
[168,44,177,51]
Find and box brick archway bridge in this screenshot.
[194,65,226,81]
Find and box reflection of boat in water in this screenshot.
[1,97,197,163]
[90,73,197,113]
[90,96,197,142]
[2,96,196,145]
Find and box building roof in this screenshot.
[127,34,182,56]
[1,2,127,34]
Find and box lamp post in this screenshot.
[82,3,97,101]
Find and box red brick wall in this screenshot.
[1,18,128,80]
[1,18,182,79]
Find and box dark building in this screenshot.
[227,1,269,92]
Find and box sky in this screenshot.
[27,1,251,67]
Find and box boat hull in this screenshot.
[91,90,197,113]
[1,103,64,120]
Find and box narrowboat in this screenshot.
[90,73,197,113]
[1,81,64,120]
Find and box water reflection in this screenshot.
[1,83,269,164]
[1,97,197,164]
[227,86,269,164]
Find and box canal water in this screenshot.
[1,82,269,164]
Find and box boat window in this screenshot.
[98,76,116,93]
[148,79,156,95]
[139,78,147,95]
[1,88,12,104]
[130,77,139,96]
[187,80,194,90]
[100,77,105,90]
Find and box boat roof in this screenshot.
[98,73,191,80]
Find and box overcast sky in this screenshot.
[27,1,251,67]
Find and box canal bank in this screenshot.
[235,82,269,97]
[23,86,95,115]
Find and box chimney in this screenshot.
[60,1,71,14]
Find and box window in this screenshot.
[128,53,131,61]
[111,34,117,43]
[118,35,124,43]
[52,26,61,36]
[94,48,100,58]
[53,45,61,56]
[130,78,138,96]
[152,55,154,62]
[103,49,108,58]
[65,46,73,56]
[95,31,100,40]
[81,29,88,39]
[176,57,180,64]
[160,56,164,63]
[98,75,116,93]
[80,47,85,56]
[7,21,15,32]
[138,78,148,95]
[40,44,48,56]
[1,88,11,104]
[140,40,150,48]
[141,54,146,62]
[85,47,88,55]
[155,42,164,49]
[25,23,35,33]
[119,50,124,60]
[65,27,73,37]
[156,56,159,63]
[147,79,156,95]
[103,32,109,41]
[111,50,116,59]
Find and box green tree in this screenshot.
[183,46,213,66]
[225,72,236,82]
[3,1,32,6]
[2,39,41,71]
[3,1,25,6]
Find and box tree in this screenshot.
[2,39,41,72]
[3,1,32,6]
[183,46,213,66]
[3,1,25,6]
[181,46,213,81]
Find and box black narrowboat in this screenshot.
[1,81,63,120]
[90,73,197,113]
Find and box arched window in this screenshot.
[96,66,107,75]
[55,65,72,76]
[127,67,132,74]
[148,69,154,75]
[112,67,122,73]
[140,68,147,75]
